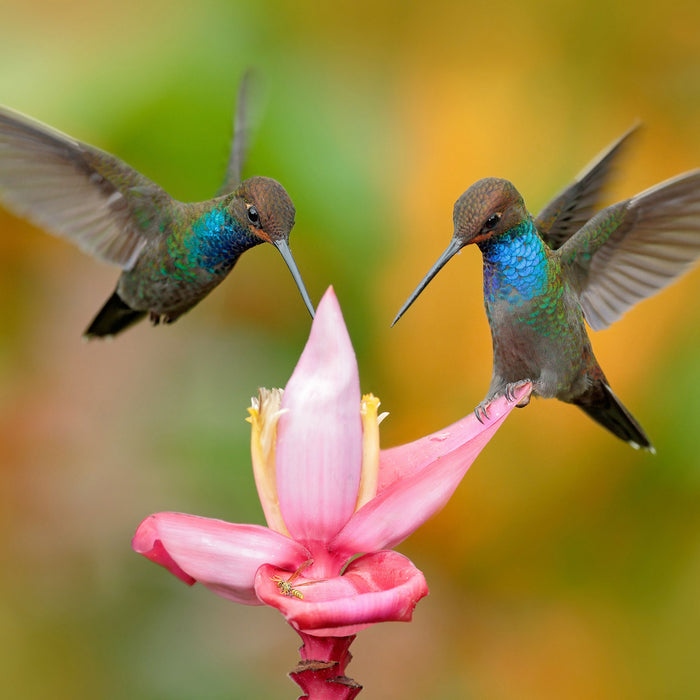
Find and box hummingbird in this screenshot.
[0,75,315,338]
[393,126,700,451]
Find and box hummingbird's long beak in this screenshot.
[274,239,316,318]
[391,237,464,326]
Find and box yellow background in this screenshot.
[0,1,698,698]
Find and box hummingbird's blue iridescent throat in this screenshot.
[479,218,549,305]
[187,206,262,273]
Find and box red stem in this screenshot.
[290,632,362,699]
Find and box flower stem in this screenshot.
[290,632,361,699]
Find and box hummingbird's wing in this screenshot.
[217,71,256,196]
[0,106,172,270]
[535,125,639,249]
[560,169,700,331]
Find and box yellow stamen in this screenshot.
[247,388,290,536]
[355,393,384,510]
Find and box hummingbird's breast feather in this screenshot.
[485,266,595,401]
[115,223,226,317]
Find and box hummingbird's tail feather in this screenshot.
[573,380,655,453]
[84,291,146,339]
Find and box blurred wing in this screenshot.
[0,106,172,270]
[535,124,639,249]
[560,169,700,330]
[217,71,257,196]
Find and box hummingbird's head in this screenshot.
[232,176,315,318]
[391,178,527,326]
[452,178,527,247]
[234,176,296,244]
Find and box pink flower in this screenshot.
[132,287,530,694]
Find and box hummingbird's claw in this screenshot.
[474,402,490,423]
[504,380,532,404]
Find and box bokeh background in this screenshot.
[1,1,698,698]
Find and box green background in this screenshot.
[0,1,698,698]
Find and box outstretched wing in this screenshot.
[535,124,639,249]
[0,106,172,270]
[559,169,700,330]
[217,71,257,196]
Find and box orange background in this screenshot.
[0,1,698,698]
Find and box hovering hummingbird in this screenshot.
[393,126,700,451]
[0,75,315,338]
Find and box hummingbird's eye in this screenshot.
[483,213,501,231]
[247,205,261,227]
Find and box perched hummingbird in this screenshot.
[0,76,315,338]
[393,126,700,451]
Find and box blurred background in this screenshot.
[0,0,698,698]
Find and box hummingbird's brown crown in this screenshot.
[453,178,526,245]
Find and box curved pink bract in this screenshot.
[276,290,363,546]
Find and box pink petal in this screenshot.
[276,287,363,545]
[331,386,531,554]
[378,382,532,491]
[132,512,310,605]
[255,551,428,637]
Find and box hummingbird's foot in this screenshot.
[476,381,532,421]
[149,312,176,326]
[504,380,532,407]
